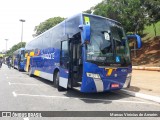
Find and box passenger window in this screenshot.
[60,41,69,69]
[61,41,68,57]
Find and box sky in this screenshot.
[0,0,102,52]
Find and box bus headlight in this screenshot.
[86,73,101,79]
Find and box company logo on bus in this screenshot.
[105,68,117,76]
[42,52,55,59]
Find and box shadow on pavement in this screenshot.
[126,86,153,92]
[30,76,131,104]
[63,90,128,104]
[126,86,141,92]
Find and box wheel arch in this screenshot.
[53,68,59,81]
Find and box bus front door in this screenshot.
[59,40,69,89]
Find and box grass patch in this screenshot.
[143,21,160,41]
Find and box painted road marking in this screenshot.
[12,91,158,105]
[6,76,29,78]
[120,89,160,103]
[24,117,29,120]
[6,77,33,80]
[8,82,43,86]
[12,91,17,97]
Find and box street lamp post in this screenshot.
[19,19,25,47]
[5,39,8,52]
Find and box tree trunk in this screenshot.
[153,23,157,36]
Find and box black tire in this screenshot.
[28,66,33,77]
[54,72,65,91]
[18,65,20,71]
[53,72,58,88]
[127,80,131,88]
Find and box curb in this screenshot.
[120,89,160,103]
[132,66,160,71]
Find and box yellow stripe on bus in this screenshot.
[26,56,30,72]
[34,70,40,76]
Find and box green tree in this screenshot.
[141,0,160,36]
[85,0,146,34]
[33,17,65,37]
[84,9,92,14]
[6,42,26,56]
[84,6,95,14]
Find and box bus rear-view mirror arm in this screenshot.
[127,34,142,49]
[79,24,91,44]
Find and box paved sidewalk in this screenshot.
[132,66,160,71]
[125,70,160,97]
[121,70,160,103]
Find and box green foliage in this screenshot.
[84,9,92,14]
[83,6,95,14]
[6,42,26,56]
[142,0,160,22]
[33,17,65,37]
[141,0,160,36]
[93,0,146,33]
[143,21,160,41]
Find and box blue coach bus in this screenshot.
[24,13,141,92]
[13,48,25,71]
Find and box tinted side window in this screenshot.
[61,41,68,57]
[51,22,64,48]
[61,40,69,69]
[42,32,51,49]
[66,16,80,37]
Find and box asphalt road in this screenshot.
[0,64,159,120]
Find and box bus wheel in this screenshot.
[54,72,65,91]
[127,80,131,88]
[18,65,20,71]
[53,72,58,88]
[28,66,33,77]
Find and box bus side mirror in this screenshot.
[79,24,91,44]
[127,34,142,49]
[29,51,34,57]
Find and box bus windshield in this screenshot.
[86,16,131,66]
